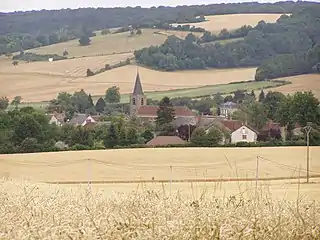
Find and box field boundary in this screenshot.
[45,174,320,185]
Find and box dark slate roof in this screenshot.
[133,72,144,95]
[68,114,88,125]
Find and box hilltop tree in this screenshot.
[105,86,120,103]
[79,35,91,46]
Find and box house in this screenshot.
[219,102,238,117]
[48,112,65,126]
[231,125,259,144]
[146,136,186,147]
[129,71,196,122]
[68,114,96,126]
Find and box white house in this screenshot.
[231,125,258,144]
[48,113,65,127]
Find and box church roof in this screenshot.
[133,72,144,95]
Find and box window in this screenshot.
[141,98,144,105]
[242,134,247,140]
[132,97,136,105]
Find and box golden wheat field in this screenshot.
[0,65,256,102]
[0,53,133,77]
[172,13,286,32]
[24,29,167,58]
[1,179,320,240]
[272,74,320,99]
[1,147,320,239]
[1,147,319,183]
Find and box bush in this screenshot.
[86,68,94,77]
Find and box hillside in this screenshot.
[0,65,256,102]
[135,5,320,80]
[0,1,316,55]
[24,29,167,58]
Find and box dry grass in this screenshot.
[172,14,286,32]
[0,179,320,239]
[0,65,256,102]
[1,147,319,183]
[24,29,167,58]
[0,53,133,77]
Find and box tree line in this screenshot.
[0,1,315,55]
[134,5,320,80]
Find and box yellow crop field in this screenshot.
[1,147,319,183]
[272,74,320,99]
[172,13,286,32]
[24,29,167,58]
[1,147,320,238]
[0,53,133,77]
[0,65,256,102]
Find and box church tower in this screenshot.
[130,70,147,116]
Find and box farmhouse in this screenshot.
[129,72,196,122]
[48,112,65,127]
[68,113,97,126]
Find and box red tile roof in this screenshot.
[220,120,243,132]
[146,136,186,146]
[137,106,195,117]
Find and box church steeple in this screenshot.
[133,70,144,95]
[130,69,147,116]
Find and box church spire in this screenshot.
[133,69,144,95]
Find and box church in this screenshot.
[129,71,197,122]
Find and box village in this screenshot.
[48,71,304,147]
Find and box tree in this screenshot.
[290,91,320,126]
[88,94,94,108]
[156,97,175,128]
[105,86,120,103]
[104,124,119,148]
[213,92,224,106]
[207,127,223,145]
[63,50,69,57]
[0,97,9,111]
[258,89,265,102]
[141,129,154,143]
[95,97,106,113]
[191,128,207,146]
[11,96,22,109]
[250,90,256,99]
[86,68,94,76]
[247,102,268,130]
[79,35,91,46]
[72,89,91,113]
[13,114,43,144]
[127,127,138,144]
[136,29,142,35]
[263,91,286,120]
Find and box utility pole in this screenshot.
[170,165,173,197]
[255,156,259,197]
[304,122,312,183]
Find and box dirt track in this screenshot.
[45,174,320,185]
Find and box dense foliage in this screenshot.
[0,1,315,55]
[135,5,320,80]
